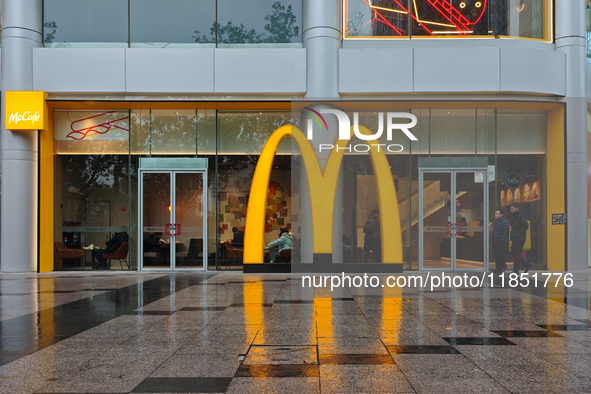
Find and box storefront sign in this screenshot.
[304,108,417,153]
[552,213,566,225]
[5,91,48,131]
[244,124,402,264]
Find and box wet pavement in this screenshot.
[0,270,590,393]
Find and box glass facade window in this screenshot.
[43,0,128,47]
[587,0,591,59]
[345,0,551,41]
[53,105,551,271]
[130,0,216,47]
[214,0,302,46]
[43,0,301,47]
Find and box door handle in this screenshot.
[165,223,181,236]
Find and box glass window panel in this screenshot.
[411,0,491,37]
[149,110,197,155]
[54,110,130,154]
[54,155,131,270]
[344,0,551,41]
[346,0,409,37]
[410,109,430,155]
[429,109,477,154]
[476,108,496,155]
[216,0,302,44]
[130,109,150,155]
[197,110,217,155]
[587,2,591,59]
[496,110,546,154]
[501,0,545,39]
[130,0,215,47]
[217,112,297,154]
[44,0,128,47]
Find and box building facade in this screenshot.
[0,0,588,273]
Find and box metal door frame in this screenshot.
[419,168,489,271]
[139,168,208,271]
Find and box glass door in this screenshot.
[455,171,487,270]
[140,170,207,271]
[419,169,488,271]
[420,172,453,270]
[174,172,206,270]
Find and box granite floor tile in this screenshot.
[226,377,320,393]
[244,345,318,365]
[317,337,389,355]
[393,354,509,393]
[131,377,232,393]
[319,365,414,393]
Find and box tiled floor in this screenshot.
[0,270,590,393]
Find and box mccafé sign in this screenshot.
[5,91,48,131]
[243,111,414,265]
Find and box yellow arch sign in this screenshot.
[243,125,402,264]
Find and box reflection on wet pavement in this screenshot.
[0,270,589,392]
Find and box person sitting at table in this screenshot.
[145,232,164,252]
[265,227,293,263]
[231,226,244,249]
[94,232,128,270]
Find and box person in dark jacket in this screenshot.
[94,232,129,270]
[363,210,380,262]
[509,203,529,273]
[492,209,509,273]
[231,227,244,249]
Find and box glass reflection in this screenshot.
[130,0,215,47]
[44,0,128,47]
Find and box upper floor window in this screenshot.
[43,0,302,48]
[345,0,552,41]
[587,0,591,60]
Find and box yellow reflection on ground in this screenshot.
[382,285,403,342]
[39,279,55,349]
[243,281,264,341]
[314,298,333,341]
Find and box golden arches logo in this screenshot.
[243,125,403,264]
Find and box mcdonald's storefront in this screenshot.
[33,97,565,273]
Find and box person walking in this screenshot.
[509,202,530,273]
[492,209,509,274]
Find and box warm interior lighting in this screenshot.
[167,204,171,212]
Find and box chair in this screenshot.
[176,238,203,267]
[224,241,243,269]
[103,242,129,269]
[55,242,84,270]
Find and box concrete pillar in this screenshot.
[1,0,43,272]
[301,0,342,266]
[555,0,588,271]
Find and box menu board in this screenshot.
[500,180,541,207]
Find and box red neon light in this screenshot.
[66,111,130,140]
[359,0,488,36]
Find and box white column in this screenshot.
[1,0,43,272]
[301,0,342,265]
[555,0,588,271]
